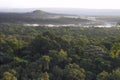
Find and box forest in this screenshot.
[1,24,120,80]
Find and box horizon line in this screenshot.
[1,7,120,10]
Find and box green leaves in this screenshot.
[109,68,120,80]
[110,42,120,58]
[97,71,109,80]
[1,69,17,80]
[64,63,85,80]
[0,37,24,54]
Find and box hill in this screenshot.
[0,10,90,25]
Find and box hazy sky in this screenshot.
[0,0,120,9]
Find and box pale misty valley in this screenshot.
[1,1,120,80]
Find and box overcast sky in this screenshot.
[0,0,120,9]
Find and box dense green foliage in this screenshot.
[1,24,120,80]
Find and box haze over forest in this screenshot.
[1,8,120,16]
[0,8,120,27]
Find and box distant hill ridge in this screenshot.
[0,10,90,24]
[25,10,58,18]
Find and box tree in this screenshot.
[38,72,49,80]
[41,55,51,71]
[13,57,28,67]
[63,63,86,80]
[1,70,17,80]
[0,52,12,64]
[97,71,109,80]
[30,34,60,54]
[95,58,111,72]
[48,49,69,67]
[110,42,120,58]
[52,66,63,80]
[58,49,67,62]
[84,45,106,58]
[85,71,95,80]
[0,37,24,53]
[109,68,120,80]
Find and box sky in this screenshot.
[0,0,120,9]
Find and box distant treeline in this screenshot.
[0,24,120,38]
